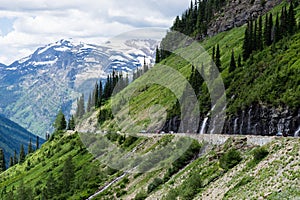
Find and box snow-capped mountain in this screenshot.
[0,39,159,137]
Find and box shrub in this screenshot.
[219,148,242,171]
[247,147,269,168]
[122,135,138,148]
[147,178,163,193]
[253,147,269,161]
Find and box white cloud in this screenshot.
[0,0,190,65]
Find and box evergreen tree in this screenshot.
[94,82,99,108]
[215,44,221,70]
[9,157,13,168]
[43,173,58,198]
[280,6,288,37]
[19,144,25,164]
[62,156,75,192]
[16,179,33,200]
[143,56,149,73]
[274,13,281,43]
[98,81,103,107]
[243,22,251,60]
[67,115,75,131]
[264,13,273,46]
[0,149,6,172]
[212,46,215,61]
[229,49,236,73]
[155,46,160,63]
[36,136,39,150]
[75,94,85,118]
[13,150,18,165]
[253,20,258,51]
[268,13,274,43]
[288,2,296,35]
[27,138,33,154]
[87,93,92,112]
[54,109,67,131]
[258,16,263,50]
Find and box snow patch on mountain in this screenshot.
[0,38,159,136]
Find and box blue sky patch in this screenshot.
[0,17,15,36]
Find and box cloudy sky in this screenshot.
[0,0,190,65]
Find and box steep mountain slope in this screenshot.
[0,131,298,199]
[82,0,300,137]
[0,115,44,167]
[0,39,158,137]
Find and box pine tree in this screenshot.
[280,6,288,37]
[9,157,13,168]
[27,138,33,154]
[94,82,99,108]
[264,13,273,46]
[264,13,269,46]
[87,93,92,112]
[98,81,103,107]
[229,49,236,73]
[274,13,281,43]
[243,22,251,60]
[155,46,160,63]
[0,149,6,172]
[44,173,58,198]
[288,2,296,35]
[212,46,215,61]
[215,44,221,70]
[67,115,75,131]
[143,56,149,73]
[36,136,39,150]
[75,94,85,118]
[258,16,263,50]
[269,13,273,45]
[19,144,25,164]
[253,20,257,51]
[54,109,67,131]
[62,156,75,192]
[13,150,18,165]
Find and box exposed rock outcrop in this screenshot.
[207,0,283,37]
[224,104,300,136]
[163,104,299,136]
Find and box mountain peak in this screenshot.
[0,38,159,136]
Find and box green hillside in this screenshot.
[87,0,299,135]
[0,131,299,199]
[0,0,299,199]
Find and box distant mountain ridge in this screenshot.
[0,115,44,167]
[0,39,158,136]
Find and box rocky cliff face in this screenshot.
[207,0,283,36]
[162,104,299,137]
[224,104,300,136]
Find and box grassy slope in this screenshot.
[0,132,299,199]
[0,132,112,199]
[1,1,299,199]
[94,0,299,133]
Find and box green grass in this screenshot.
[97,1,300,133]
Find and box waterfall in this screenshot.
[247,108,252,133]
[254,123,258,135]
[239,111,245,134]
[200,117,208,134]
[295,127,300,137]
[233,118,238,134]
